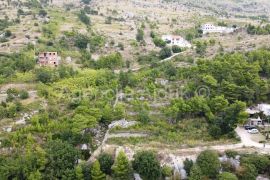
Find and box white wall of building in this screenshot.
[201,24,235,34]
[161,35,191,48]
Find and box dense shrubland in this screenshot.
[2,143,268,179]
[165,50,270,139]
[111,49,270,142]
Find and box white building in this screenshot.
[246,103,270,120]
[201,24,235,34]
[248,117,263,126]
[161,35,191,48]
[258,104,270,116]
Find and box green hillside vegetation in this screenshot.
[1,0,270,179]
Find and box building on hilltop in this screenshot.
[38,52,60,67]
[162,35,192,48]
[201,23,235,34]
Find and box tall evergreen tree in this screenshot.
[75,165,84,180]
[91,161,106,180]
[111,151,132,180]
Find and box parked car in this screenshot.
[248,129,259,134]
[244,125,256,130]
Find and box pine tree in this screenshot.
[28,171,42,180]
[75,165,84,180]
[111,151,132,180]
[91,160,106,180]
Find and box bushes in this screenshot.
[196,150,220,178]
[0,52,35,77]
[189,164,203,180]
[172,45,182,53]
[16,53,35,73]
[218,172,237,180]
[38,9,47,17]
[153,37,166,47]
[138,51,159,65]
[5,30,12,38]
[6,88,29,101]
[117,42,124,50]
[159,47,172,59]
[74,33,104,51]
[81,0,91,4]
[105,16,112,24]
[136,29,144,42]
[184,158,194,176]
[221,161,236,173]
[150,31,156,38]
[78,10,91,25]
[96,52,123,69]
[0,101,22,119]
[225,150,238,158]
[35,66,76,83]
[218,21,227,27]
[195,41,207,55]
[187,150,268,180]
[236,163,258,180]
[43,140,79,179]
[137,110,150,124]
[208,125,222,139]
[161,165,173,178]
[0,19,12,31]
[241,154,270,174]
[19,90,29,99]
[98,153,114,175]
[132,151,161,180]
[247,24,270,35]
[35,68,53,83]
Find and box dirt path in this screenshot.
[87,130,147,162]
[88,125,270,163]
[114,51,186,74]
[159,52,182,63]
[235,126,270,149]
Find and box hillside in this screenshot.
[1,0,270,179]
